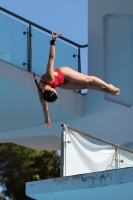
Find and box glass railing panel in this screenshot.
[55,40,78,71]
[32,28,78,76]
[31,29,49,75]
[0,13,27,70]
[118,150,133,168]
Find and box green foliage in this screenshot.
[0,143,60,200]
[0,193,5,200]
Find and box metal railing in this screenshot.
[0,7,88,74]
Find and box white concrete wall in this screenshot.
[81,0,133,149]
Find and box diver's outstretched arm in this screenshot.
[43,105,51,128]
[38,91,51,128]
[45,32,62,82]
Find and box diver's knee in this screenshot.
[85,76,94,84]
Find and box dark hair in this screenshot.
[42,90,57,102]
[33,73,57,102]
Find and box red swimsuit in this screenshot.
[40,68,68,88]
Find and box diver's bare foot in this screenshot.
[104,88,119,95]
[107,84,120,95]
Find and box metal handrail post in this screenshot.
[28,24,32,72]
[77,47,82,93]
[78,47,81,73]
[115,147,118,169]
[60,125,65,177]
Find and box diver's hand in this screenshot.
[52,32,62,40]
[45,117,52,128]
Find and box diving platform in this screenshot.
[26,167,133,200]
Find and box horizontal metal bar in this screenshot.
[0,7,88,48]
[62,124,133,154]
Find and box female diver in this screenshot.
[34,32,120,128]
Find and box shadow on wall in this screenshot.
[103,14,133,107]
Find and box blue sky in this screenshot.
[0,0,88,74]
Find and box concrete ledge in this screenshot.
[26,167,133,200]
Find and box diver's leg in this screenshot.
[60,82,118,95]
[59,67,120,94]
